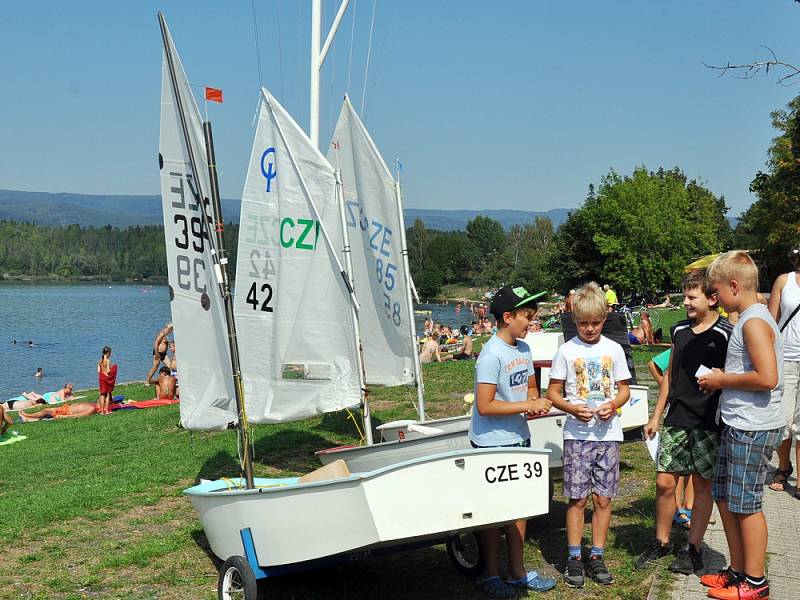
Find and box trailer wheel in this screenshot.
[218,555,258,600]
[447,532,484,577]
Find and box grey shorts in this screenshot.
[562,439,620,499]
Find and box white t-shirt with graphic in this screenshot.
[549,335,631,442]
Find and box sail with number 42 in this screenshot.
[326,96,417,387]
[158,21,236,430]
[233,89,362,423]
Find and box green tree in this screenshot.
[550,167,730,293]
[735,95,800,281]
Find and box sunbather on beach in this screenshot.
[18,402,98,421]
[149,366,178,400]
[1,392,47,412]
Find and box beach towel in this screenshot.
[0,431,27,446]
[109,398,179,411]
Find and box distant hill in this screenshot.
[0,189,241,228]
[0,189,573,230]
[0,189,737,230]
[404,208,573,230]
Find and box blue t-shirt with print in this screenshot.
[469,334,533,446]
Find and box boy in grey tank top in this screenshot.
[697,251,783,600]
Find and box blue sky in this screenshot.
[2,1,799,217]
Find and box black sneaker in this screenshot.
[563,556,585,588]
[586,555,614,585]
[669,543,703,574]
[635,539,673,570]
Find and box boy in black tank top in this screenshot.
[636,269,731,575]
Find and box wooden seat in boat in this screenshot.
[298,459,352,483]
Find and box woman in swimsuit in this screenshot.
[146,323,173,383]
[1,392,47,412]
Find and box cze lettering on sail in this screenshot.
[168,171,210,294]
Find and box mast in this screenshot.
[310,0,351,148]
[394,178,426,421]
[159,12,254,488]
[203,121,255,488]
[335,169,373,443]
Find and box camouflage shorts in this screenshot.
[656,426,719,479]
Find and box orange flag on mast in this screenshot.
[204,86,223,103]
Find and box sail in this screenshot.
[233,89,362,423]
[327,96,417,386]
[158,20,236,430]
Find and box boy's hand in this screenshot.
[571,404,594,422]
[526,397,552,416]
[698,368,724,392]
[596,401,616,421]
[643,418,659,439]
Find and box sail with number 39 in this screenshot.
[158,20,236,430]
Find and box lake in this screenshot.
[0,283,475,401]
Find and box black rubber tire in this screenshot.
[218,555,258,600]
[446,532,484,577]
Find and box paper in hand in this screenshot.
[646,432,660,462]
[695,364,712,378]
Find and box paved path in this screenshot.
[664,456,800,599]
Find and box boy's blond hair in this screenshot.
[572,282,608,319]
[705,251,758,291]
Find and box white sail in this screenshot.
[233,89,362,423]
[158,22,236,430]
[327,96,417,386]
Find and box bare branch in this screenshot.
[703,46,800,86]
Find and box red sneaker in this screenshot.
[707,579,769,599]
[700,569,740,589]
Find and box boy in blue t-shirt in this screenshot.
[546,282,631,588]
[469,285,555,597]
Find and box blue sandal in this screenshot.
[673,508,692,530]
[476,575,516,598]
[506,569,557,592]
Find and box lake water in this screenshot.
[0,284,475,401]
[0,283,171,400]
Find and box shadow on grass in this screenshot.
[254,429,338,473]
[315,409,387,438]
[196,450,242,480]
[190,526,222,570]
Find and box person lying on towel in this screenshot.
[18,402,98,421]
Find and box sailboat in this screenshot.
[158,14,550,597]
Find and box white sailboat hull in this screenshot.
[186,448,549,566]
[318,385,649,473]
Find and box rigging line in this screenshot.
[275,0,286,102]
[346,0,357,92]
[360,0,377,116]
[250,0,264,90]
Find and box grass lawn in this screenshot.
[1,339,682,599]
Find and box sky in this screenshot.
[2,1,800,217]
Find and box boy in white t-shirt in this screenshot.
[546,282,631,588]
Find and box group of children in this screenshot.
[469,251,783,599]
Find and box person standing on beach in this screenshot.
[146,323,172,382]
[97,346,117,415]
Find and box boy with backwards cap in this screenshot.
[470,285,556,597]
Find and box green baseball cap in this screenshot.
[490,286,547,319]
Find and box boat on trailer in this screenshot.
[158,10,552,599]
